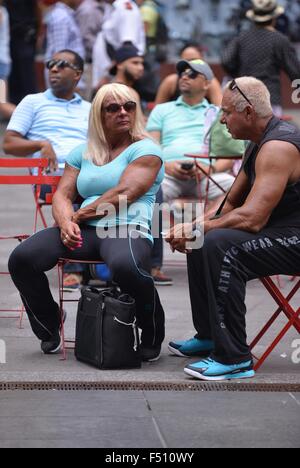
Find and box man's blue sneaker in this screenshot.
[184,358,255,381]
[168,337,214,357]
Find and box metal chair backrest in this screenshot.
[0,158,61,201]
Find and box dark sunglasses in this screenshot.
[104,101,137,114]
[46,59,81,72]
[229,79,253,107]
[178,69,199,80]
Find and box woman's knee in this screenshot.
[110,255,147,285]
[8,244,33,275]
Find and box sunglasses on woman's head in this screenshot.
[46,59,80,71]
[229,79,253,107]
[104,101,137,114]
[178,69,199,80]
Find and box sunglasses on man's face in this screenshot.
[178,69,200,80]
[104,101,137,114]
[229,79,253,107]
[46,59,80,72]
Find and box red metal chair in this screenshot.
[251,276,300,371]
[184,153,243,208]
[57,258,104,360]
[0,158,61,324]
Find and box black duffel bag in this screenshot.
[75,287,141,369]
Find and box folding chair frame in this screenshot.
[0,158,61,323]
[251,276,300,371]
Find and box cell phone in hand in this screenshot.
[181,162,194,171]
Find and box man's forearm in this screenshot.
[4,137,44,157]
[204,207,261,234]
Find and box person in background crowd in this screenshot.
[4,0,42,105]
[93,44,144,100]
[111,45,144,88]
[0,0,15,120]
[45,1,85,61]
[75,0,105,99]
[75,0,104,63]
[155,43,223,106]
[147,59,245,286]
[222,0,300,117]
[92,0,145,89]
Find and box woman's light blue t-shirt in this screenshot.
[67,139,164,242]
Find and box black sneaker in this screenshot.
[41,329,62,354]
[41,309,67,355]
[141,345,161,362]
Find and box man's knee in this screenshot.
[203,229,235,253]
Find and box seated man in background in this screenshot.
[146,59,245,284]
[147,59,245,204]
[3,49,91,290]
[155,43,223,107]
[4,49,90,174]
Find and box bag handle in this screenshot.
[113,317,139,352]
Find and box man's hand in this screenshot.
[40,141,58,172]
[165,223,195,254]
[165,161,196,181]
[60,221,82,251]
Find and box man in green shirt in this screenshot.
[147,59,245,203]
[147,59,245,286]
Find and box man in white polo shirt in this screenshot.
[92,0,146,87]
[3,49,90,173]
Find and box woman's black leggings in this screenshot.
[8,226,165,347]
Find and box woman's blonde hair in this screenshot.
[85,83,146,166]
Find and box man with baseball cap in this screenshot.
[176,58,215,82]
[110,44,144,88]
[147,58,243,205]
[146,58,245,285]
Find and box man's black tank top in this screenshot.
[243,116,300,228]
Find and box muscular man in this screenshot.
[167,77,300,381]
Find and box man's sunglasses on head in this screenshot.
[46,59,81,72]
[104,101,137,114]
[178,68,200,80]
[229,79,253,107]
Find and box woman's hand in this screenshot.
[60,221,82,251]
[71,210,84,225]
